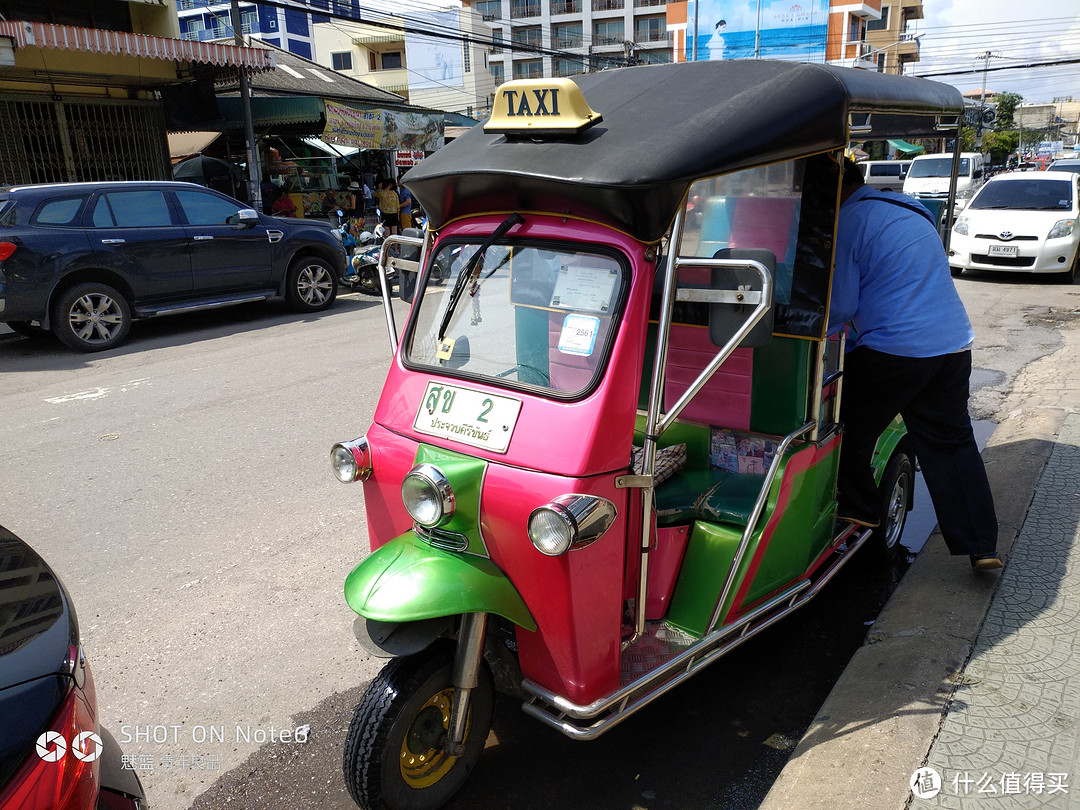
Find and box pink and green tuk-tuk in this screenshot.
[330,60,964,810]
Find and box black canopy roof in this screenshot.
[405,60,963,242]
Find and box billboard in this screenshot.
[687,0,829,63]
[405,9,464,91]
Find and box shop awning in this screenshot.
[0,20,275,72]
[216,96,325,128]
[168,131,221,160]
[301,137,360,158]
[887,138,926,155]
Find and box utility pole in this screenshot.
[232,0,260,211]
[975,50,996,152]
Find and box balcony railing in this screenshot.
[634,30,669,44]
[633,0,665,7]
[509,2,542,19]
[592,0,624,11]
[551,0,583,13]
[593,34,624,46]
[555,34,584,48]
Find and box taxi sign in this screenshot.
[484,78,603,137]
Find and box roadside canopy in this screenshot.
[887,138,926,155]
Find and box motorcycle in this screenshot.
[333,209,390,296]
[330,64,965,810]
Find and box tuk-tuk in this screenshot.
[331,60,964,810]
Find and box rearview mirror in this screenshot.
[236,208,259,228]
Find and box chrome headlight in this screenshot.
[1049,219,1075,240]
[528,495,617,556]
[331,437,372,483]
[952,217,969,236]
[402,464,455,528]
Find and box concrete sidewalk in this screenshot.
[760,331,1080,809]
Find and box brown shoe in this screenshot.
[970,553,1004,571]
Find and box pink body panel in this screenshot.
[361,215,657,703]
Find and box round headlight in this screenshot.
[528,506,574,556]
[330,437,371,483]
[402,464,454,528]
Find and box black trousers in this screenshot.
[839,347,998,556]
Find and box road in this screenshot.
[1,271,1076,810]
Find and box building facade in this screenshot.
[310,9,496,119]
[464,0,671,86]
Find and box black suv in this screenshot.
[0,181,348,352]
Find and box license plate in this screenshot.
[413,382,522,453]
[988,244,1019,257]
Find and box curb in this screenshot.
[757,408,1061,809]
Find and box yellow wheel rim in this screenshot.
[399,687,467,788]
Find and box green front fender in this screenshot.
[344,532,537,631]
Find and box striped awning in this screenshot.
[0,20,275,72]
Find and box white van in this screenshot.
[859,160,912,191]
[903,152,986,207]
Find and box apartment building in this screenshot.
[464,0,671,85]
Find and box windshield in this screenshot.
[404,241,628,396]
[970,179,1074,211]
[909,157,970,178]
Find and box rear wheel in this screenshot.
[52,282,131,352]
[343,646,493,810]
[876,449,914,554]
[285,256,337,311]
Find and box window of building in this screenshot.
[553,22,583,48]
[491,63,505,86]
[512,59,543,80]
[866,7,889,31]
[463,36,471,72]
[509,0,541,19]
[331,51,353,71]
[378,51,403,70]
[477,0,502,20]
[554,57,584,77]
[512,26,543,48]
[634,16,665,43]
[638,50,671,65]
[594,19,624,46]
[491,29,504,54]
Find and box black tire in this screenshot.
[343,646,493,810]
[950,266,963,278]
[6,321,45,338]
[52,282,131,352]
[1059,250,1078,284]
[357,265,383,297]
[285,255,338,312]
[876,449,914,553]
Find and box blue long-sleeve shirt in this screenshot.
[828,185,974,357]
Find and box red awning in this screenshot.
[0,20,275,72]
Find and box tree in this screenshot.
[994,92,1023,129]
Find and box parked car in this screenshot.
[903,151,987,210]
[949,170,1080,281]
[0,524,147,809]
[0,181,348,352]
[1049,159,1080,174]
[858,159,912,191]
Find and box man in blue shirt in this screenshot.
[831,158,1001,571]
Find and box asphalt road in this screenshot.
[0,270,1073,810]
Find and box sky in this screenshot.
[913,0,1080,104]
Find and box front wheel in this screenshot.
[285,256,338,312]
[344,646,493,810]
[876,449,914,554]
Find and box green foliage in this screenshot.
[995,92,1022,128]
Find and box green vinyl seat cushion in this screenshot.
[655,469,766,528]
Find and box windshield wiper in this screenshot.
[437,213,524,343]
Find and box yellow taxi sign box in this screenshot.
[484,78,603,137]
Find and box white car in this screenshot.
[949,170,1080,281]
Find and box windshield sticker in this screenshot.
[558,314,600,356]
[549,264,617,313]
[413,382,522,454]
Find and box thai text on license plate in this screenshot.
[413,382,522,453]
[988,244,1019,257]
